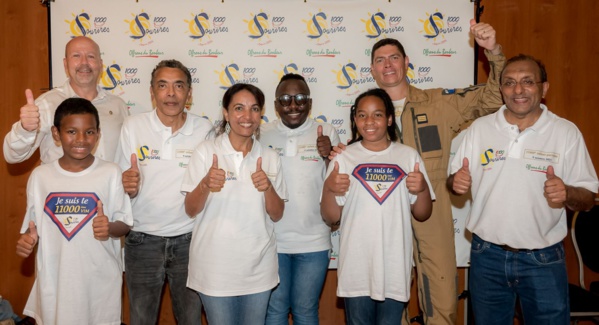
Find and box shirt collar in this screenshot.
[149,110,193,135]
[274,118,314,135]
[495,104,550,132]
[63,79,107,101]
[216,133,261,158]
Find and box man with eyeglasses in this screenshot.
[260,73,340,324]
[448,54,598,324]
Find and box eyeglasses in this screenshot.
[276,94,310,107]
[501,79,543,89]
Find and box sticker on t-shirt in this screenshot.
[44,192,100,241]
[352,164,406,205]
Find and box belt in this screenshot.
[498,244,539,253]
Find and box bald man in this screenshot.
[3,36,128,164]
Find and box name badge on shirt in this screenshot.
[523,149,560,164]
[175,149,193,159]
[416,114,428,124]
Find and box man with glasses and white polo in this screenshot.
[448,54,598,324]
[260,73,340,325]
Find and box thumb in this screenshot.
[25,89,35,105]
[211,154,218,169]
[256,157,263,171]
[546,165,555,179]
[97,200,104,217]
[333,161,340,173]
[317,125,323,137]
[28,221,38,239]
[462,157,470,172]
[414,162,420,173]
[470,18,476,27]
[130,153,139,171]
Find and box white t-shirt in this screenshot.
[327,141,434,302]
[260,118,340,253]
[181,134,288,297]
[116,110,213,236]
[21,158,133,325]
[392,98,407,131]
[4,80,129,164]
[450,105,599,249]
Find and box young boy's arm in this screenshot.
[16,221,38,258]
[92,201,131,240]
[408,162,433,221]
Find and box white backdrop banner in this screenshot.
[50,0,475,267]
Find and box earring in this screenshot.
[225,122,231,134]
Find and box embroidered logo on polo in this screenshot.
[44,192,100,241]
[352,163,406,204]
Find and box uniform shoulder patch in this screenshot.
[442,89,456,95]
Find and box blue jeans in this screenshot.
[470,234,569,325]
[199,290,271,325]
[265,250,330,325]
[125,231,202,325]
[344,296,406,325]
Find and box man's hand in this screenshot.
[16,221,38,258]
[324,161,350,195]
[251,157,272,192]
[316,125,332,158]
[20,89,40,132]
[202,154,226,192]
[470,19,500,54]
[123,153,141,197]
[93,201,110,241]
[452,158,472,195]
[544,165,567,204]
[407,162,427,194]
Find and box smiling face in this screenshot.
[223,89,263,140]
[52,113,99,171]
[500,59,549,122]
[63,37,103,91]
[274,78,312,129]
[150,67,191,120]
[354,95,392,151]
[370,44,410,91]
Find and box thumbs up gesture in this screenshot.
[407,162,427,194]
[92,201,110,241]
[201,154,226,192]
[452,158,472,195]
[16,221,38,258]
[544,165,567,204]
[324,161,350,195]
[316,125,333,158]
[20,89,40,132]
[252,157,272,192]
[123,153,141,197]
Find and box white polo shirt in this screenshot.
[451,105,598,249]
[260,118,340,254]
[116,110,213,236]
[181,134,288,297]
[4,80,129,164]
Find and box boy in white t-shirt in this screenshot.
[16,98,133,325]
